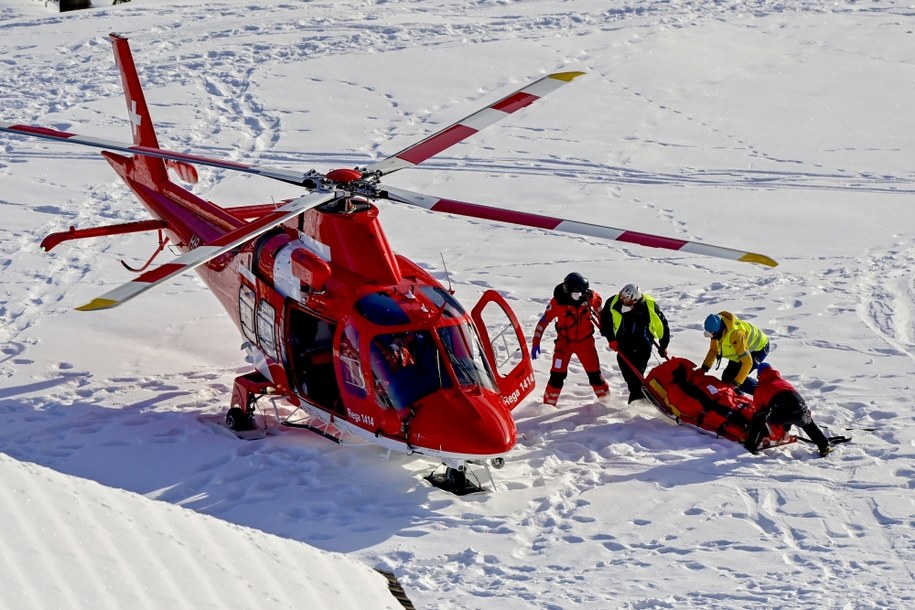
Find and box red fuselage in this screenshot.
[108,148,524,459]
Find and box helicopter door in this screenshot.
[286,306,341,412]
[470,290,535,411]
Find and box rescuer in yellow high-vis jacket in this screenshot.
[701,311,769,395]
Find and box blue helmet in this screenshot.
[704,314,723,335]
[757,362,772,375]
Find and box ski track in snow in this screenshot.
[2,1,915,608]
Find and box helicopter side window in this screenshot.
[338,324,366,399]
[238,284,257,343]
[370,331,450,410]
[437,323,498,391]
[256,300,278,361]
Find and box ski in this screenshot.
[797,434,852,445]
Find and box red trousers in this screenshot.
[549,338,601,376]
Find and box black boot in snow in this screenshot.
[802,422,831,458]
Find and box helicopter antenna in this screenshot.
[440,253,454,294]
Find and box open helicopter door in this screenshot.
[471,290,535,410]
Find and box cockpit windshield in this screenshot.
[369,322,497,410]
[370,330,451,411]
[437,323,498,391]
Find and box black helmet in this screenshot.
[563,272,589,295]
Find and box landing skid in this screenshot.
[280,418,343,444]
[425,458,502,495]
[426,464,485,495]
[277,403,344,444]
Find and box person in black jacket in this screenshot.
[600,284,670,403]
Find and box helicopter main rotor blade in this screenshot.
[0,122,318,187]
[76,189,337,311]
[382,186,777,267]
[363,71,585,177]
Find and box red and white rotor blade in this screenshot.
[76,190,336,311]
[382,186,777,267]
[0,122,314,187]
[363,71,585,177]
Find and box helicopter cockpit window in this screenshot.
[417,285,466,319]
[370,330,451,410]
[437,323,498,391]
[355,292,410,326]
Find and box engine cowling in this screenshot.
[256,232,331,298]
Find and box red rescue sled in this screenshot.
[639,356,796,450]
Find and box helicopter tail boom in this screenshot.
[76,189,336,311]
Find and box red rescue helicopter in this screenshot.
[1,35,775,493]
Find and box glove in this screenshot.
[731,382,743,395]
[700,364,710,372]
[608,341,618,352]
[531,344,541,360]
[658,347,668,358]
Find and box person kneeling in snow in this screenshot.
[745,363,832,457]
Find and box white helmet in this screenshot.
[619,283,642,303]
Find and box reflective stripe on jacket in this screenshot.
[534,291,602,344]
[717,312,768,361]
[702,311,769,385]
[605,293,665,341]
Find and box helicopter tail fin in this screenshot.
[110,33,195,185]
[110,34,160,149]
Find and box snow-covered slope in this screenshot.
[0,455,402,609]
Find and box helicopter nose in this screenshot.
[407,393,516,457]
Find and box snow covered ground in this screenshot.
[1,0,914,608]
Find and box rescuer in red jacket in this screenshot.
[745,363,832,456]
[531,272,610,407]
